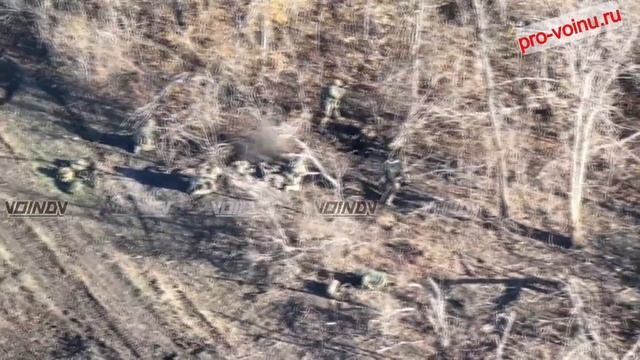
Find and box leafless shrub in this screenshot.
[564,23,639,246]
[127,72,260,164]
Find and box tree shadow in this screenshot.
[479,218,573,249]
[35,73,134,152]
[207,308,386,359]
[1,15,135,154]
[437,277,562,312]
[619,72,640,97]
[108,212,249,275]
[0,8,50,63]
[437,1,465,25]
[0,57,24,105]
[506,221,573,249]
[598,199,640,223]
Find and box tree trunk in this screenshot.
[472,0,510,219]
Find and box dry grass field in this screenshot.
[0,0,638,359]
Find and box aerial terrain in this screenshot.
[0,0,638,359]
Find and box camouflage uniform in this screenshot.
[232,161,256,178]
[320,79,346,127]
[256,162,285,190]
[284,157,311,192]
[133,119,157,154]
[360,270,389,290]
[56,159,97,193]
[186,176,216,196]
[185,161,225,196]
[378,159,407,206]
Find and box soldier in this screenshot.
[378,157,408,206]
[56,165,77,192]
[56,159,97,193]
[320,79,347,127]
[133,118,157,154]
[326,279,346,300]
[255,162,285,190]
[184,161,226,196]
[232,160,255,178]
[284,157,315,192]
[265,173,287,190]
[360,270,389,290]
[72,159,97,185]
[186,176,217,196]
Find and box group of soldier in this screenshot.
[320,79,408,205]
[55,79,408,205]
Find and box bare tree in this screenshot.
[472,0,510,219]
[566,23,638,246]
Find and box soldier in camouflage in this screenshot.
[284,157,314,192]
[183,161,226,197]
[56,159,97,193]
[378,157,408,206]
[320,79,347,128]
[133,118,157,154]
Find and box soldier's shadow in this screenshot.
[437,277,562,312]
[114,166,193,193]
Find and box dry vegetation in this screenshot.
[0,0,639,359]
